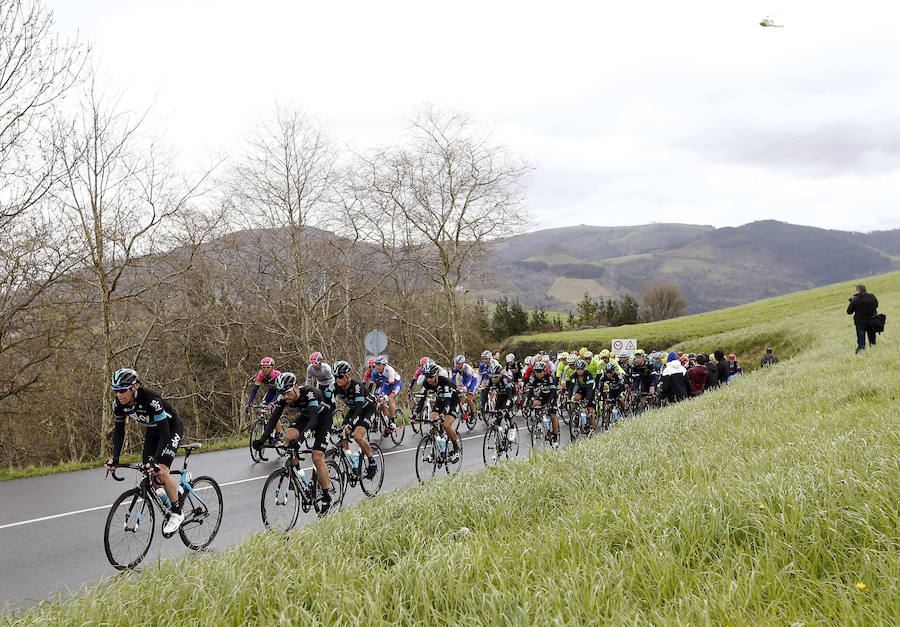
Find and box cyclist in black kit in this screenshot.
[253,372,334,512]
[414,362,462,462]
[332,360,379,479]
[105,368,186,535]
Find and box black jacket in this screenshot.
[847,293,878,325]
[714,350,730,383]
[705,361,719,388]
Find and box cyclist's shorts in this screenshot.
[378,380,402,396]
[463,378,478,394]
[345,406,374,432]
[633,378,653,394]
[290,408,333,453]
[142,420,184,468]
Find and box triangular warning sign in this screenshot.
[624,340,636,350]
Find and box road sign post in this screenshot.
[364,329,388,355]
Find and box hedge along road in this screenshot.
[0,416,560,611]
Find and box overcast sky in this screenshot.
[47,1,900,233]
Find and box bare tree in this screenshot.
[641,281,687,321]
[228,106,372,360]
[57,80,210,451]
[362,106,530,355]
[0,0,88,401]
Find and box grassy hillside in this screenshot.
[7,272,900,624]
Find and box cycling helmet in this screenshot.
[583,350,593,360]
[420,356,429,365]
[374,355,388,365]
[111,368,140,390]
[422,362,440,377]
[488,362,503,376]
[481,350,492,359]
[579,347,588,356]
[599,349,610,358]
[575,359,587,370]
[454,354,466,365]
[275,372,297,393]
[558,351,568,361]
[367,356,375,367]
[506,353,516,363]
[333,361,351,378]
[633,349,645,356]
[566,354,576,365]
[260,357,275,367]
[524,356,533,366]
[309,351,323,364]
[605,362,618,373]
[532,361,548,373]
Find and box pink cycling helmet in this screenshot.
[367,356,375,367]
[260,357,275,367]
[420,356,429,365]
[309,352,323,364]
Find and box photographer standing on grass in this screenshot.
[847,284,879,353]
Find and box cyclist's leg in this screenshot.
[309,411,332,491]
[353,421,373,458]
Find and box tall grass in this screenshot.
[6,272,899,624]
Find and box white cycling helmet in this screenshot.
[480,350,492,359]
[505,353,515,363]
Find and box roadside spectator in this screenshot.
[687,354,708,396]
[714,349,730,384]
[659,351,689,403]
[760,348,779,368]
[847,284,879,353]
[727,354,742,376]
[705,353,719,389]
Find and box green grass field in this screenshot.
[6,272,899,624]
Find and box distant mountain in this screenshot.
[473,220,899,314]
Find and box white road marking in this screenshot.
[0,425,528,530]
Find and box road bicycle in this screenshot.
[247,404,288,463]
[368,394,406,446]
[325,426,384,497]
[415,414,463,482]
[260,444,344,531]
[568,399,594,441]
[529,405,556,452]
[103,443,223,570]
[482,410,519,465]
[455,386,479,431]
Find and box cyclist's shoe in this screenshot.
[422,452,434,464]
[319,494,333,515]
[389,422,399,432]
[252,439,264,450]
[272,433,284,446]
[551,434,561,449]
[448,447,461,464]
[366,459,378,479]
[163,511,185,535]
[507,427,517,442]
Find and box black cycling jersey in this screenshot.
[504,361,523,383]
[483,374,515,411]
[570,371,596,402]
[111,387,183,465]
[270,385,327,424]
[524,372,558,408]
[416,374,459,416]
[333,378,376,427]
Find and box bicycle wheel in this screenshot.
[360,442,385,497]
[465,408,478,430]
[249,418,266,463]
[325,447,352,492]
[260,467,301,531]
[368,412,385,446]
[313,460,344,517]
[483,426,502,466]
[560,400,572,426]
[531,419,551,453]
[178,476,223,550]
[415,434,438,482]
[504,423,520,460]
[390,409,406,445]
[444,438,463,475]
[104,488,156,570]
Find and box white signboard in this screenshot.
[364,329,388,354]
[611,339,638,357]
